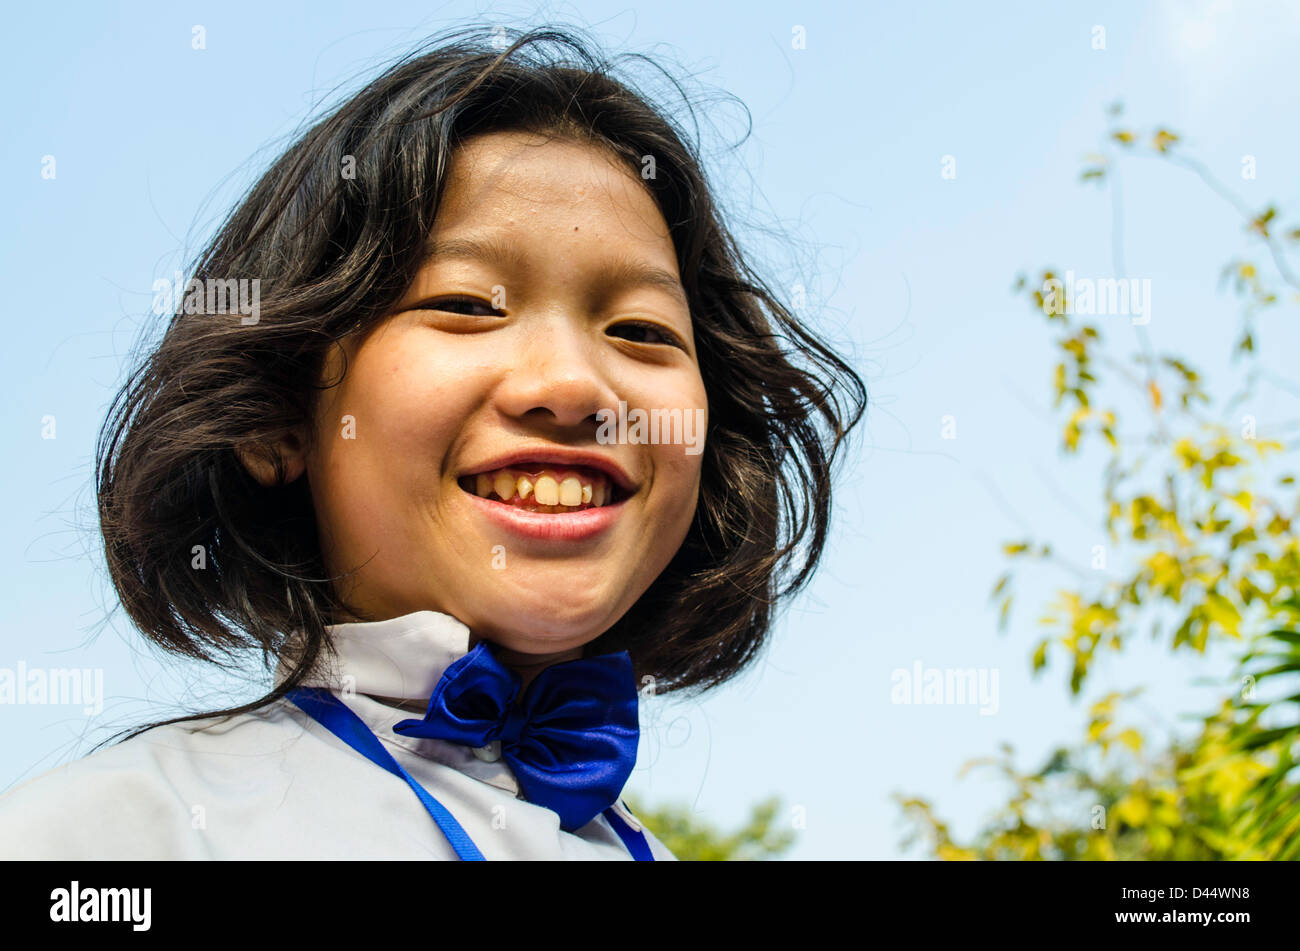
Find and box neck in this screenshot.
[363,636,583,712]
[472,635,584,695]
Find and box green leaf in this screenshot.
[1032,639,1049,672]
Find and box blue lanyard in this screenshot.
[287,686,654,861]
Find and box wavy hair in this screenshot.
[95,24,867,746]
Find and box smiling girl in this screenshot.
[0,26,865,860]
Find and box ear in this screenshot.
[235,428,308,487]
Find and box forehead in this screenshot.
[434,131,674,252]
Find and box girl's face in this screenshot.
[300,131,706,655]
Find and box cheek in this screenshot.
[310,337,483,531]
[645,400,707,527]
[650,445,704,543]
[647,380,707,478]
[365,340,482,461]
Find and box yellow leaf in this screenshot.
[1203,591,1241,637]
[1148,825,1173,853]
[1115,794,1150,826]
[1173,438,1199,468]
[1147,379,1163,411]
[937,845,977,861]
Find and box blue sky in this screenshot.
[2,0,1298,858]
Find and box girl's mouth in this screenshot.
[456,465,624,514]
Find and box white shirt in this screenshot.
[0,610,676,860]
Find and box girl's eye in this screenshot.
[606,321,684,348]
[417,296,503,317]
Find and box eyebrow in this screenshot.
[421,235,689,306]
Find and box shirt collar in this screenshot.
[276,609,473,701]
[276,609,522,796]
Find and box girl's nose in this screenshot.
[494,326,617,430]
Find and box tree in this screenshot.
[897,104,1300,859]
[624,793,797,860]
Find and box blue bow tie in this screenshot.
[392,642,640,832]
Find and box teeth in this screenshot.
[534,475,560,506]
[559,477,582,506]
[466,466,615,510]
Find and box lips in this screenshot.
[456,450,633,542]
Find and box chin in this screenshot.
[467,581,630,653]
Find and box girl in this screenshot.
[0,25,865,860]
